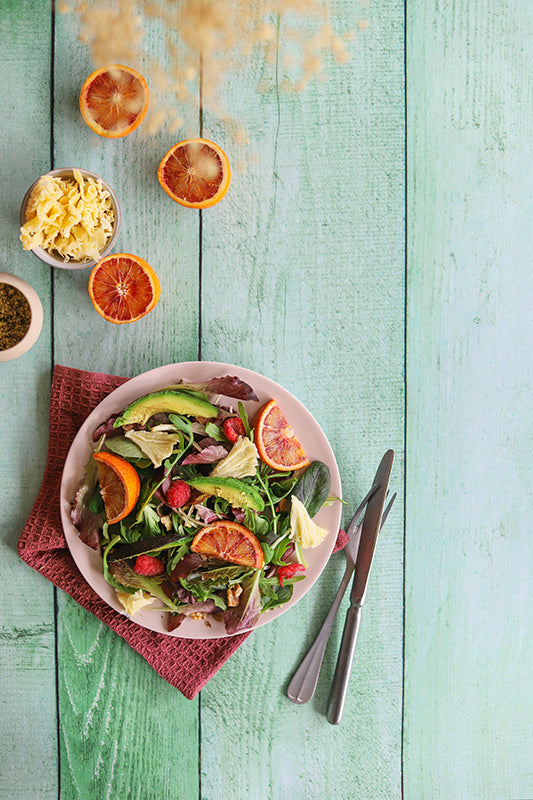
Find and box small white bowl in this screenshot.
[19,167,121,270]
[0,272,44,362]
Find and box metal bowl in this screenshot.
[0,272,44,362]
[19,167,121,270]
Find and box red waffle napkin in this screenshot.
[18,365,348,699]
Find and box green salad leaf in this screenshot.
[72,380,338,635]
[292,460,331,517]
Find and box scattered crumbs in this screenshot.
[61,0,369,135]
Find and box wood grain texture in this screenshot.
[4,2,531,799]
[405,1,533,798]
[56,603,199,800]
[0,2,57,799]
[52,11,201,375]
[200,1,405,798]
[49,10,201,800]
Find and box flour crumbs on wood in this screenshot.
[59,0,365,134]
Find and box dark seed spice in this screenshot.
[0,282,32,350]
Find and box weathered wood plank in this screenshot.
[0,2,57,799]
[405,1,533,797]
[52,12,201,375]
[200,1,405,797]
[50,9,202,799]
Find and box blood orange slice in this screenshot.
[254,399,310,472]
[79,65,149,138]
[158,138,231,208]
[93,451,140,523]
[88,253,161,324]
[191,521,264,568]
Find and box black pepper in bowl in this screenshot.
[0,282,32,350]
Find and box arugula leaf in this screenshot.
[134,503,162,537]
[107,532,190,561]
[168,414,194,449]
[185,565,251,589]
[166,539,195,572]
[292,460,331,517]
[260,541,274,563]
[269,534,294,565]
[245,511,270,537]
[259,574,305,611]
[238,401,250,437]
[133,450,182,524]
[204,422,226,442]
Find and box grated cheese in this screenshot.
[20,169,115,262]
[289,495,329,549]
[210,436,259,479]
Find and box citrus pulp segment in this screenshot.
[254,399,310,471]
[93,451,140,523]
[79,64,149,138]
[157,138,231,208]
[88,253,161,324]
[191,521,264,568]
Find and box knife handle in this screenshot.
[326,601,362,724]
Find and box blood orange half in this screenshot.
[93,451,140,523]
[88,253,161,324]
[158,138,231,208]
[191,521,264,568]
[254,399,310,472]
[79,64,149,138]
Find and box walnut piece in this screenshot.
[227,584,243,607]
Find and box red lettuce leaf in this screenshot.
[181,444,228,465]
[184,375,259,402]
[224,570,262,634]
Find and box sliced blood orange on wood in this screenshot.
[79,64,149,138]
[254,399,310,472]
[191,521,264,568]
[88,253,161,324]
[158,138,231,208]
[93,451,140,523]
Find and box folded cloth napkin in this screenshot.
[18,364,348,699]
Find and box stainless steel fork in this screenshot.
[287,488,396,704]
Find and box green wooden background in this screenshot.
[1,1,531,798]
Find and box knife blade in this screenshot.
[326,448,394,724]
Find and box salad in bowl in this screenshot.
[61,363,342,638]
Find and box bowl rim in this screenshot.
[19,167,121,270]
[0,272,44,362]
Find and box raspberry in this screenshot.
[134,555,165,576]
[165,479,191,509]
[223,416,245,443]
[277,562,305,586]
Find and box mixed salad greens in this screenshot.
[71,374,335,635]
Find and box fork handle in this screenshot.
[287,564,355,704]
[326,601,362,724]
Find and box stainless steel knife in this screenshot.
[326,449,394,724]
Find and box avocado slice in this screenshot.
[114,390,218,427]
[188,477,264,512]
